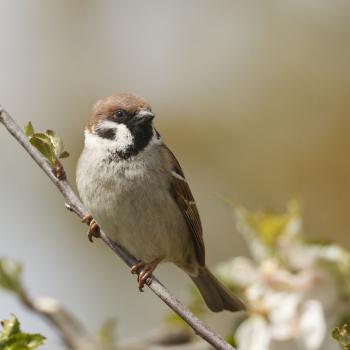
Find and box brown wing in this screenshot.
[164,146,205,266]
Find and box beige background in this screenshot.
[1,1,350,349]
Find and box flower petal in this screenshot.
[230,257,258,287]
[299,300,326,349]
[236,316,271,350]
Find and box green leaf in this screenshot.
[0,315,46,349]
[332,324,350,349]
[98,319,117,349]
[23,123,70,167]
[45,130,63,158]
[45,129,69,159]
[23,122,34,137]
[31,133,52,143]
[0,259,27,299]
[225,333,237,347]
[29,135,56,166]
[0,315,20,339]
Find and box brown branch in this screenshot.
[0,105,236,350]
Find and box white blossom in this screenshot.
[217,202,348,350]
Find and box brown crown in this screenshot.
[87,93,152,132]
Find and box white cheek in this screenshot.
[114,123,134,151]
[84,130,106,149]
[84,122,134,153]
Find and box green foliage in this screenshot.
[225,333,237,348]
[98,319,117,350]
[0,259,27,300]
[23,122,34,137]
[23,122,69,166]
[333,324,350,349]
[0,315,45,350]
[0,260,47,349]
[237,199,302,246]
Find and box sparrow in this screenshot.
[76,93,245,312]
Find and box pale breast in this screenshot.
[76,138,197,272]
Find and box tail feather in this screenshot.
[191,266,246,312]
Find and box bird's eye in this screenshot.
[116,109,124,118]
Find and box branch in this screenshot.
[26,296,98,350]
[0,256,99,350]
[0,105,236,350]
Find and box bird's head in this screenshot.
[85,93,159,158]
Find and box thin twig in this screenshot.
[0,106,236,350]
[24,296,98,350]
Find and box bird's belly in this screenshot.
[98,189,193,265]
[79,162,195,267]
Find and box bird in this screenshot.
[76,93,245,312]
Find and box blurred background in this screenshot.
[0,1,350,349]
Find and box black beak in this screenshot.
[133,112,154,126]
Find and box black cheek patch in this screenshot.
[96,128,116,140]
[111,124,153,160]
[133,124,153,153]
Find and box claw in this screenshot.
[131,261,145,275]
[82,214,93,224]
[82,214,100,242]
[130,258,161,291]
[88,220,100,242]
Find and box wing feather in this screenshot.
[164,146,205,266]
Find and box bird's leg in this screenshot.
[131,258,161,292]
[82,214,100,242]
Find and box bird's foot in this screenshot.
[131,260,146,275]
[82,214,100,242]
[131,258,161,292]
